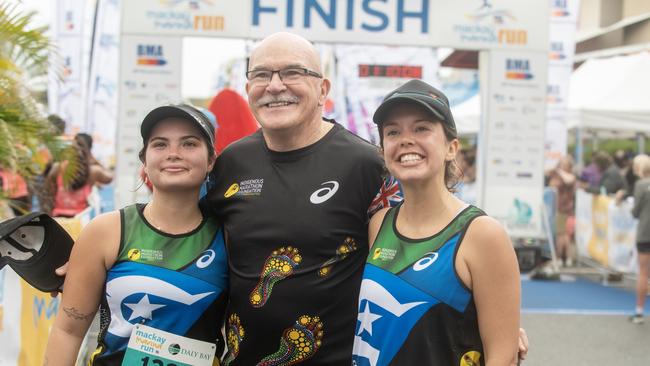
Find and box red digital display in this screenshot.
[358,64,423,78]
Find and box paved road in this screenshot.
[521,313,649,365]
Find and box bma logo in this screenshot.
[63,56,72,77]
[505,59,533,80]
[547,84,563,104]
[551,0,571,17]
[549,42,566,60]
[137,44,167,66]
[160,0,214,9]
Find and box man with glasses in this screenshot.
[203,32,385,365]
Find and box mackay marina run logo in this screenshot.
[146,0,224,32]
[453,0,527,46]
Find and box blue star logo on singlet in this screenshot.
[352,265,432,366]
[103,261,223,351]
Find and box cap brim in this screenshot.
[141,105,214,146]
[373,95,446,125]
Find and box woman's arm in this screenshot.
[632,181,645,218]
[88,164,114,185]
[460,216,521,366]
[44,211,120,366]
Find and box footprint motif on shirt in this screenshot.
[223,313,245,366]
[250,246,302,307]
[256,315,324,366]
[318,237,358,277]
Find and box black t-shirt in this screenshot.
[204,122,384,365]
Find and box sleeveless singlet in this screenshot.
[89,204,228,365]
[353,204,486,366]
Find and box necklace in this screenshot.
[145,205,202,234]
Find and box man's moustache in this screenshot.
[256,95,300,107]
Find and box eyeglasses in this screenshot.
[246,67,323,86]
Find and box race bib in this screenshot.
[122,324,217,366]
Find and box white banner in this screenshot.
[115,35,183,208]
[479,49,548,238]
[334,45,439,144]
[86,0,121,166]
[48,0,95,135]
[544,0,579,170]
[121,0,549,51]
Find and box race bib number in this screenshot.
[122,324,216,366]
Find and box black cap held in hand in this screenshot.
[0,212,73,292]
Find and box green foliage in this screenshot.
[570,137,648,163]
[0,2,67,180]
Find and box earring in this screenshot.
[205,173,210,184]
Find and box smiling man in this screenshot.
[204,32,386,365]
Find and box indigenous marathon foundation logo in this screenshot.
[224,178,264,198]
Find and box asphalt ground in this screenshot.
[519,267,649,365]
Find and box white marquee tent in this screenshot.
[449,51,650,138]
[568,51,650,138]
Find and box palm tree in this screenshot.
[0,3,76,214]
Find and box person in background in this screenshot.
[44,104,228,365]
[548,155,577,267]
[0,159,31,216]
[455,147,477,205]
[353,80,521,365]
[47,136,113,217]
[594,151,625,195]
[629,154,650,324]
[578,152,602,192]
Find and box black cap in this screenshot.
[373,79,457,135]
[141,104,216,149]
[0,212,73,292]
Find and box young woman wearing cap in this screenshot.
[352,80,521,366]
[45,104,228,366]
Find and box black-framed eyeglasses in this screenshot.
[246,67,323,85]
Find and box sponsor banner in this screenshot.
[0,268,21,365]
[115,35,183,208]
[544,113,568,170]
[48,0,96,134]
[548,22,578,67]
[607,199,637,273]
[549,0,581,24]
[121,1,548,50]
[544,0,579,170]
[546,65,572,111]
[575,190,638,273]
[121,0,248,36]
[86,0,121,166]
[334,45,438,144]
[479,50,548,238]
[18,281,60,366]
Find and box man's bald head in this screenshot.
[249,32,322,73]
